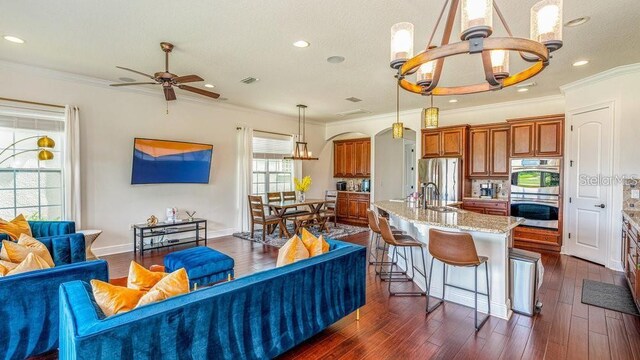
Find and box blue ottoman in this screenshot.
[164,247,234,288]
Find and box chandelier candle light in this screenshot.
[285,104,318,161]
[390,0,563,96]
[424,95,439,129]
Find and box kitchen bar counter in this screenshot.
[374,200,525,320]
[375,200,523,234]
[623,210,640,230]
[462,197,509,203]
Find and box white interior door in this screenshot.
[404,141,416,197]
[565,105,613,265]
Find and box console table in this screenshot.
[133,218,207,256]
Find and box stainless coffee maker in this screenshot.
[480,183,492,198]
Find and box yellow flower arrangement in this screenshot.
[294,176,312,193]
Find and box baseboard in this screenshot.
[207,228,237,239]
[92,228,238,257]
[92,243,132,257]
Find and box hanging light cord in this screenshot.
[396,81,400,124]
[302,106,306,142]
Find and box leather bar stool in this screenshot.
[378,217,428,296]
[426,228,490,331]
[367,210,405,271]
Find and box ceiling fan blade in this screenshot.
[115,66,155,80]
[164,87,177,101]
[177,85,220,99]
[173,75,204,83]
[110,82,158,87]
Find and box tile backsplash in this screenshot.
[623,180,640,210]
[471,179,510,198]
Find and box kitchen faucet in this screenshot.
[421,182,440,209]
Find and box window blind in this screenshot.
[252,132,293,159]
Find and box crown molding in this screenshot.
[0,59,311,125]
[560,63,640,93]
[325,108,423,127]
[325,94,564,128]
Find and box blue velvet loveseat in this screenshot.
[59,240,366,360]
[0,220,76,241]
[0,225,109,360]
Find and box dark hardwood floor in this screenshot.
[39,232,640,359]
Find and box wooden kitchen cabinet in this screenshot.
[623,215,640,311]
[421,125,468,158]
[462,199,508,216]
[468,124,510,178]
[333,138,371,178]
[336,192,370,225]
[508,114,564,157]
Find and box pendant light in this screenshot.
[284,104,318,160]
[424,95,439,129]
[392,82,404,139]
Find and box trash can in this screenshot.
[509,248,544,316]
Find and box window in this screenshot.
[0,108,65,220]
[251,132,294,197]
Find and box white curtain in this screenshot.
[236,126,253,232]
[64,106,82,228]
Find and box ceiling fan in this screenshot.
[110,42,220,101]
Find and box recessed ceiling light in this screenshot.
[3,35,24,44]
[449,99,458,103]
[565,17,590,27]
[327,56,345,64]
[293,40,310,48]
[573,60,589,67]
[204,84,215,88]
[517,88,529,93]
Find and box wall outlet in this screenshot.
[632,189,640,199]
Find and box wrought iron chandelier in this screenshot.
[284,104,318,160]
[390,0,563,96]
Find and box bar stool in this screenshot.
[366,210,404,271]
[426,228,490,331]
[378,217,428,296]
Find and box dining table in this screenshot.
[266,198,330,238]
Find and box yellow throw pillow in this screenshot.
[0,259,18,272]
[0,263,8,276]
[127,261,167,291]
[276,235,310,267]
[1,236,55,267]
[0,214,32,241]
[6,253,51,276]
[300,229,330,257]
[90,279,145,317]
[136,268,189,307]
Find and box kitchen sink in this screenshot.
[426,206,456,213]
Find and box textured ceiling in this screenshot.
[1,0,639,121]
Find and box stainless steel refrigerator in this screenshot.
[417,158,461,202]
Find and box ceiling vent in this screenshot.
[336,109,371,117]
[240,77,259,84]
[345,97,362,103]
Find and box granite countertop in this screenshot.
[463,197,509,203]
[375,200,524,234]
[623,210,640,229]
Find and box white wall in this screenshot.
[0,61,324,255]
[374,128,416,201]
[561,64,640,270]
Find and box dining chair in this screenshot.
[282,191,296,201]
[266,192,282,215]
[248,195,282,242]
[321,190,337,227]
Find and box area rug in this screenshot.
[581,279,639,316]
[233,223,369,248]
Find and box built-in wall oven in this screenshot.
[510,159,561,230]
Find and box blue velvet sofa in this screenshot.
[0,231,109,360]
[0,220,76,241]
[59,240,366,360]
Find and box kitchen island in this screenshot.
[374,200,525,320]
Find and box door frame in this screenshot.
[563,100,622,270]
